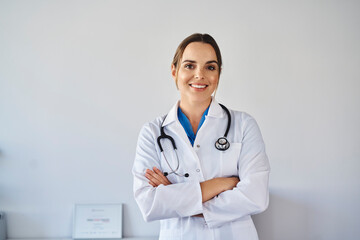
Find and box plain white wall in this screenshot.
[1,0,359,239]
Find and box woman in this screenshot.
[133,33,270,240]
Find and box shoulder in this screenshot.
[227,108,265,144]
[138,115,165,139]
[228,108,257,125]
[226,108,263,138]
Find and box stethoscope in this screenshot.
[157,104,231,178]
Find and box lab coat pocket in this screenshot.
[220,143,242,177]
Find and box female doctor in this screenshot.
[133,33,270,240]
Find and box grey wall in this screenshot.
[1,0,359,239]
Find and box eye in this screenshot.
[185,64,194,69]
[207,65,216,71]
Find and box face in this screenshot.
[172,42,220,105]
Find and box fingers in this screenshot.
[146,169,163,184]
[145,169,161,186]
[148,180,157,187]
[231,177,240,188]
[153,167,171,185]
[145,167,171,187]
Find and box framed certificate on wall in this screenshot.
[73,203,122,239]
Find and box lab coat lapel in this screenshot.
[162,100,194,151]
[207,97,225,119]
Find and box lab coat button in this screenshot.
[196,169,200,172]
[196,144,200,148]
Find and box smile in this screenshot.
[190,84,208,89]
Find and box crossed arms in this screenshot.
[145,167,239,203]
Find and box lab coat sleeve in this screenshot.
[202,116,270,228]
[133,123,203,222]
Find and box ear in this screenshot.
[171,64,177,80]
[171,64,179,89]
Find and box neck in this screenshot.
[179,97,212,134]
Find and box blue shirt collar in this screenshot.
[162,97,225,128]
[177,106,210,146]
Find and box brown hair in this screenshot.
[172,33,223,82]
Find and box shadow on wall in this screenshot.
[253,190,312,240]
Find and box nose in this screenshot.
[195,68,205,79]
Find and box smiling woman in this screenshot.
[172,42,219,120]
[133,33,270,240]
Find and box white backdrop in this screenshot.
[1,0,359,239]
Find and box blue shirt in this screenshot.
[177,106,210,146]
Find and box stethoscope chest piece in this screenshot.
[215,137,230,151]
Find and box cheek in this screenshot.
[176,75,187,90]
[177,71,192,84]
[209,74,219,85]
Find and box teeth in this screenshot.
[191,84,207,89]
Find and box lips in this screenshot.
[190,84,208,89]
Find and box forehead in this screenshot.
[182,42,217,61]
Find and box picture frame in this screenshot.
[73,203,122,239]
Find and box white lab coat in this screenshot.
[133,98,270,240]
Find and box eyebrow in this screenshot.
[182,60,219,65]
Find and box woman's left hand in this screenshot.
[145,167,172,187]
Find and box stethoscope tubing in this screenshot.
[218,103,231,138]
